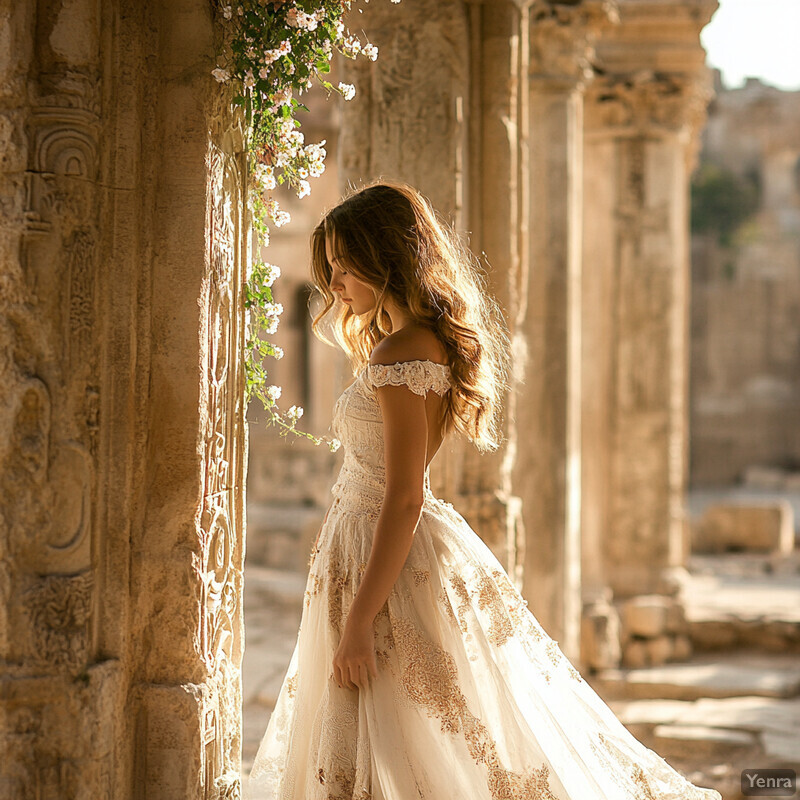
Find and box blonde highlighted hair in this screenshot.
[309,180,511,453]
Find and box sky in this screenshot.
[701,0,800,91]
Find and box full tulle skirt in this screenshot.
[245,493,722,800]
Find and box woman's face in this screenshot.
[325,233,376,315]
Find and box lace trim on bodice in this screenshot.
[363,359,452,397]
[329,360,453,519]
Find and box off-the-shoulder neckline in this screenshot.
[360,358,450,375]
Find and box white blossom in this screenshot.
[222,5,232,20]
[329,438,342,452]
[272,345,284,359]
[288,405,304,421]
[212,67,231,83]
[256,261,280,287]
[297,180,311,199]
[266,384,281,401]
[363,43,378,61]
[266,198,291,227]
[342,35,361,57]
[338,82,356,101]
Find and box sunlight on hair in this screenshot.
[308,180,512,453]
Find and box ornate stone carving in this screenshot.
[193,87,247,799]
[1,59,101,795]
[586,70,713,134]
[529,0,619,85]
[22,571,94,671]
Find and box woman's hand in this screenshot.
[332,614,378,690]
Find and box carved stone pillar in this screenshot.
[582,0,716,618]
[0,2,246,797]
[514,0,617,662]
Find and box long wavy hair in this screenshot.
[309,180,512,453]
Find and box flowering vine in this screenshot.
[211,0,399,451]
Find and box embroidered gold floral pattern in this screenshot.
[543,640,584,682]
[392,616,562,800]
[590,731,658,800]
[567,664,582,682]
[589,730,717,800]
[305,572,323,608]
[476,572,515,647]
[411,567,430,586]
[316,766,372,800]
[286,672,298,698]
[489,567,545,642]
[327,567,346,636]
[449,574,472,634]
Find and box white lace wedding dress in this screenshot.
[246,359,723,800]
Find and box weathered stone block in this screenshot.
[622,595,670,638]
[580,599,622,670]
[645,634,674,666]
[692,501,795,554]
[622,638,650,669]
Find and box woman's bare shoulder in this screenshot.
[369,324,447,366]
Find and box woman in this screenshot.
[246,181,722,800]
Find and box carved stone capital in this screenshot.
[585,69,713,135]
[529,0,619,87]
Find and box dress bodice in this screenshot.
[328,359,453,517]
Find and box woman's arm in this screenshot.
[332,376,429,690]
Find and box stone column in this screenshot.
[514,0,616,662]
[582,0,716,663]
[458,0,528,583]
[0,2,247,797]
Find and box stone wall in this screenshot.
[0,2,246,797]
[690,75,800,485]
